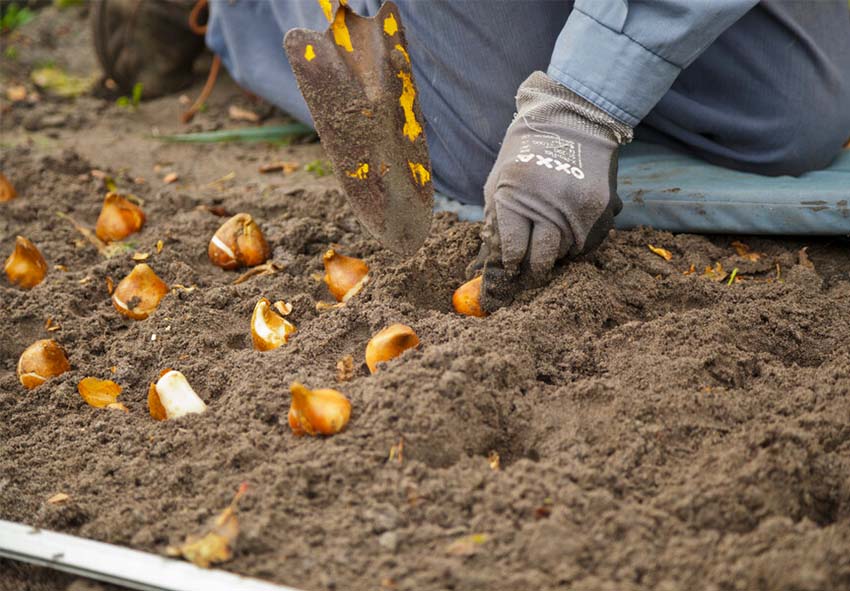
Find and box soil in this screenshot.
[2,6,850,591]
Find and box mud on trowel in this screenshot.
[284,0,433,257]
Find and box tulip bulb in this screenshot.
[452,276,488,317]
[148,370,207,420]
[95,192,146,242]
[208,213,270,270]
[4,235,47,289]
[0,172,16,202]
[365,324,419,374]
[17,339,71,390]
[323,248,369,302]
[112,263,169,320]
[288,382,351,436]
[251,297,297,351]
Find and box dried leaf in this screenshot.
[648,244,673,261]
[798,247,814,270]
[163,172,179,184]
[336,355,355,382]
[167,483,248,568]
[31,66,96,98]
[232,261,284,285]
[731,241,762,262]
[107,402,129,413]
[702,262,728,282]
[7,85,27,102]
[228,105,260,123]
[258,161,300,174]
[316,301,344,312]
[54,265,68,272]
[132,251,150,261]
[156,240,164,253]
[682,264,696,276]
[106,276,114,294]
[77,377,122,408]
[446,533,489,556]
[487,451,500,471]
[47,493,70,505]
[148,383,167,421]
[388,437,404,464]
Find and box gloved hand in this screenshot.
[472,71,633,310]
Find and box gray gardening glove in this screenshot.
[472,71,633,310]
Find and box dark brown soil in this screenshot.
[2,6,850,591]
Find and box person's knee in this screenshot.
[747,97,850,177]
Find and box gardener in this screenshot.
[94,0,850,306]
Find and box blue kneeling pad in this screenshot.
[616,142,850,235]
[435,142,850,235]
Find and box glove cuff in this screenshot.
[516,71,634,145]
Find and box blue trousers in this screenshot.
[207,1,850,231]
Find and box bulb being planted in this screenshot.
[452,276,488,317]
[288,382,350,436]
[17,339,71,390]
[0,172,16,201]
[148,369,207,420]
[323,248,369,302]
[208,213,270,270]
[365,324,419,374]
[4,235,47,289]
[251,297,297,351]
[95,192,145,242]
[112,263,169,320]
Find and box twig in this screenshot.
[56,211,108,256]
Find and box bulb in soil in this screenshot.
[77,377,122,408]
[365,323,420,374]
[322,248,369,302]
[95,192,146,242]
[17,339,71,390]
[0,172,16,201]
[251,297,297,351]
[148,370,207,420]
[288,382,351,436]
[112,263,169,320]
[208,213,270,270]
[4,235,47,289]
[452,276,488,317]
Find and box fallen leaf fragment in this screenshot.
[648,244,673,261]
[798,247,814,270]
[31,66,96,98]
[107,402,129,413]
[446,533,489,557]
[682,264,696,276]
[6,85,27,102]
[106,276,114,294]
[163,172,179,184]
[47,493,70,505]
[258,161,299,174]
[228,105,259,123]
[731,240,762,262]
[132,251,150,261]
[156,239,164,253]
[702,262,728,282]
[336,355,355,382]
[78,377,122,408]
[488,451,500,472]
[0,172,16,202]
[388,437,404,464]
[167,483,248,568]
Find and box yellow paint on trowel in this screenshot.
[332,8,354,52]
[305,44,316,61]
[394,44,410,64]
[384,13,399,36]
[397,71,422,141]
[408,162,430,186]
[317,0,333,22]
[347,163,369,180]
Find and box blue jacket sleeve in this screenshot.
[547,0,759,127]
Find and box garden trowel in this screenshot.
[284,0,433,257]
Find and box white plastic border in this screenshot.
[0,519,302,591]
